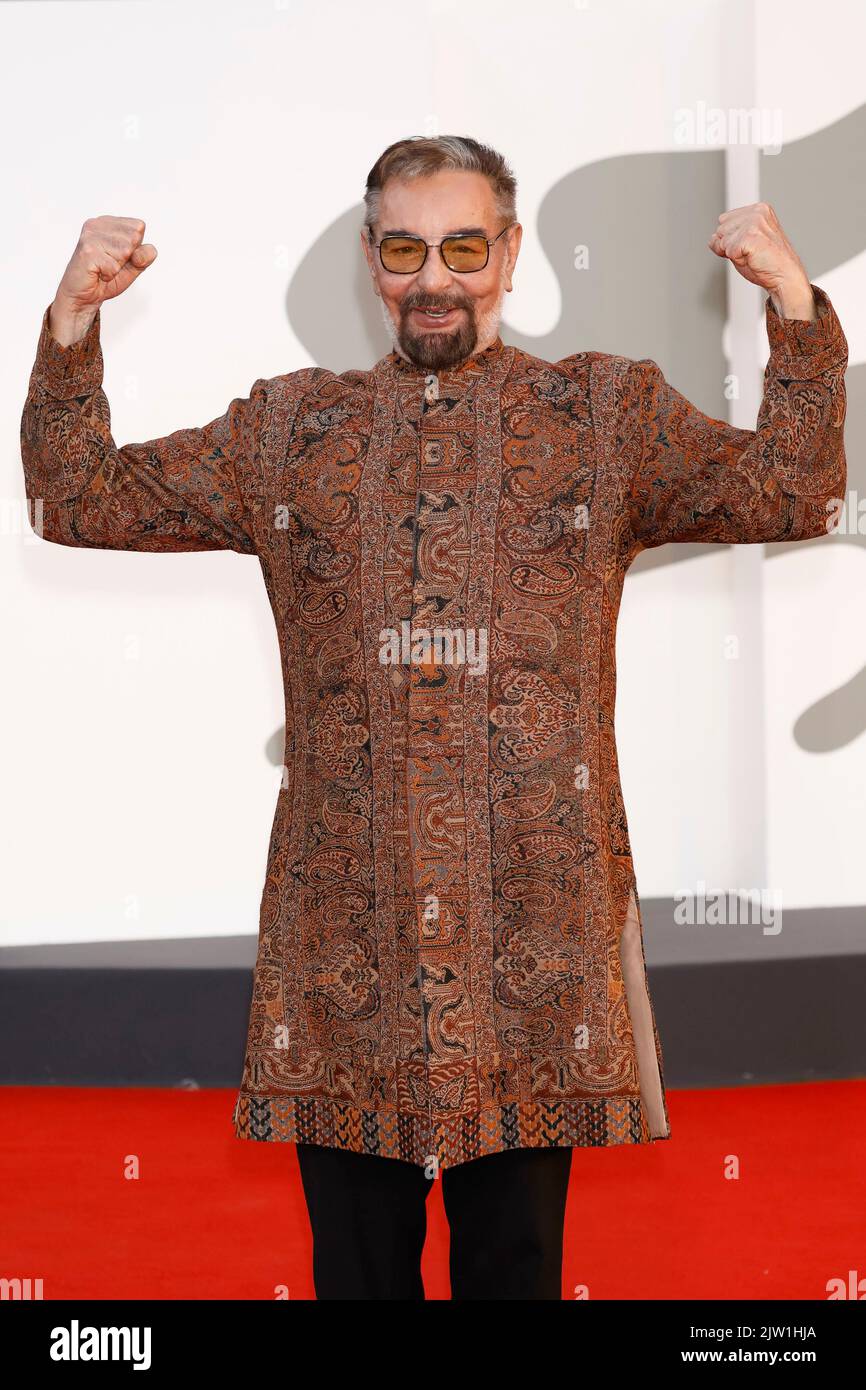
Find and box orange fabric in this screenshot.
[20,288,847,1171]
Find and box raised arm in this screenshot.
[20,217,264,554]
[619,281,847,550]
[596,201,847,552]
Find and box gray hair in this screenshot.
[363,135,517,239]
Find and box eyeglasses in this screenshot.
[373,223,515,274]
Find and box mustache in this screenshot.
[403,298,467,312]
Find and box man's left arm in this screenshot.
[621,202,848,550]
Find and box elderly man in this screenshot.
[21,135,847,1301]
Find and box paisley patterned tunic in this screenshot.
[20,285,847,1172]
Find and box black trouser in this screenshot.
[295,1141,572,1300]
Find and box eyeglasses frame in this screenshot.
[371,222,516,274]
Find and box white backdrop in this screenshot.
[2,0,864,946]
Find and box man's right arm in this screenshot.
[20,216,264,555]
[47,294,100,349]
[22,301,265,554]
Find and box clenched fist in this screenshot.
[49,216,158,346]
[708,202,816,320]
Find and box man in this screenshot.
[21,135,847,1302]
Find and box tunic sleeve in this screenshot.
[616,283,848,550]
[20,302,264,554]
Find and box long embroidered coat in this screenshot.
[21,285,847,1173]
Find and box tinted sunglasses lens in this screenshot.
[380,238,426,272]
[442,236,488,271]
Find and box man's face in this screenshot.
[360,169,522,371]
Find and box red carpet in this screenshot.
[1,1080,863,1300]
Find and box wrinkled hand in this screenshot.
[58,215,157,309]
[49,216,158,346]
[708,202,815,320]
